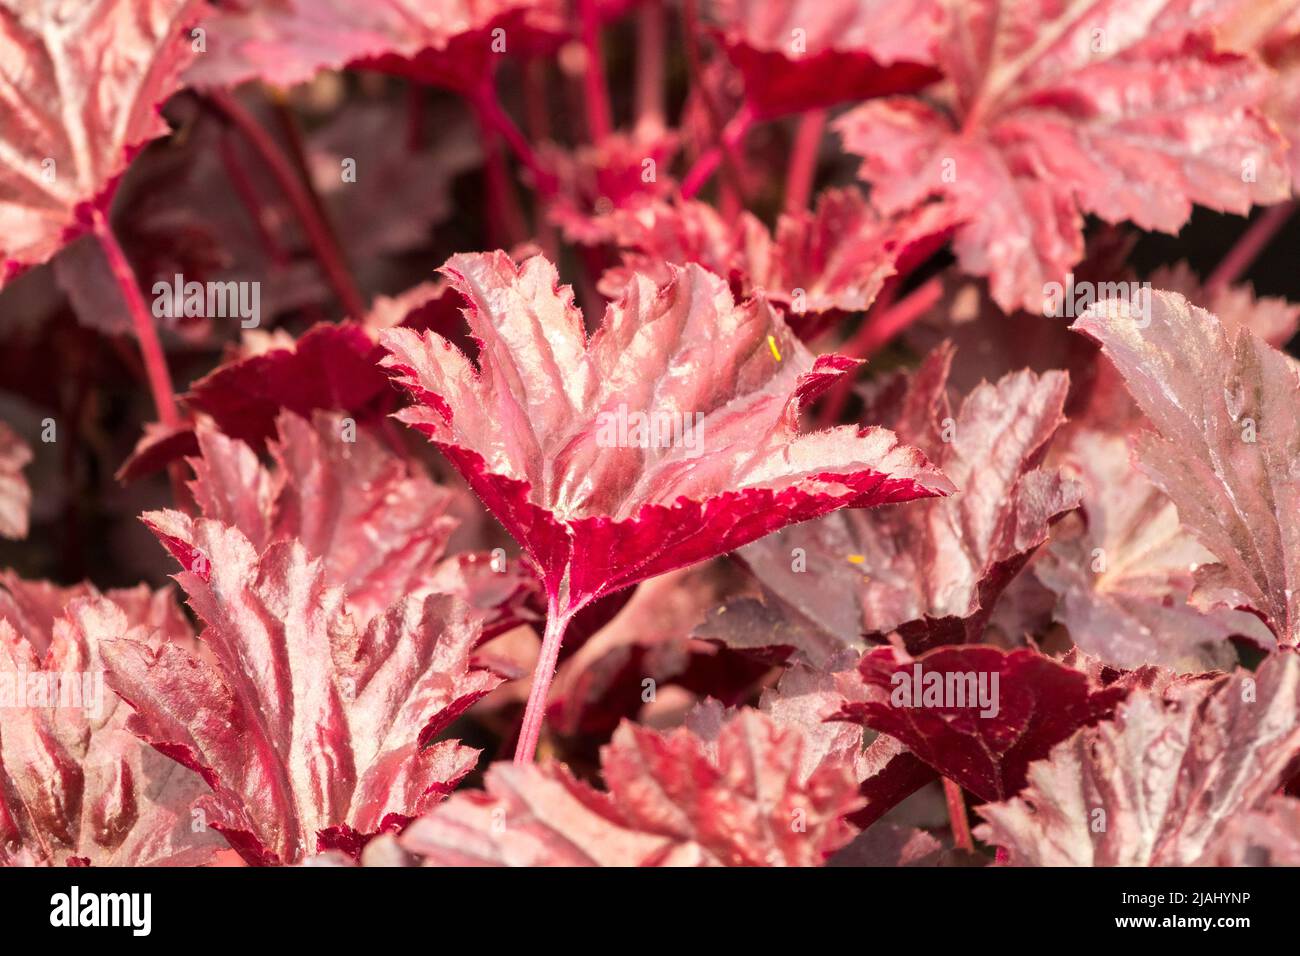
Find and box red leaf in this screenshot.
[186,0,563,92]
[0,0,209,283]
[398,708,862,866]
[834,644,1127,802]
[190,410,460,623]
[975,651,1300,865]
[183,322,393,448]
[835,1,1290,311]
[102,515,502,865]
[0,594,223,866]
[116,421,199,484]
[381,251,951,621]
[735,342,1078,658]
[707,0,943,116]
[1073,289,1300,644]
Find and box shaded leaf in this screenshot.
[102,515,501,864]
[975,651,1300,865]
[1073,289,1300,644]
[0,421,32,539]
[1035,428,1270,670]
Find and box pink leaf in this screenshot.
[708,0,943,116]
[398,708,862,866]
[833,644,1127,802]
[599,190,959,339]
[975,651,1300,865]
[0,0,209,283]
[102,515,501,865]
[736,342,1078,657]
[186,0,563,92]
[1035,428,1272,670]
[1150,261,1300,348]
[381,251,951,621]
[0,573,192,658]
[835,1,1290,311]
[1073,289,1300,644]
[0,594,222,866]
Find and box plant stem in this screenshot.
[471,82,556,195]
[1205,199,1297,294]
[784,109,827,214]
[473,108,529,249]
[514,601,574,764]
[206,89,367,320]
[680,0,752,200]
[635,0,666,134]
[92,211,180,428]
[578,0,613,142]
[817,276,944,426]
[943,777,974,853]
[847,275,944,360]
[523,59,561,262]
[680,103,756,200]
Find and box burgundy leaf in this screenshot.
[185,0,563,92]
[707,0,943,116]
[758,656,941,829]
[0,0,209,283]
[834,644,1127,802]
[1073,290,1300,644]
[975,651,1300,865]
[398,708,862,866]
[835,0,1290,311]
[116,421,199,484]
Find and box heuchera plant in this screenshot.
[2,0,1300,868]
